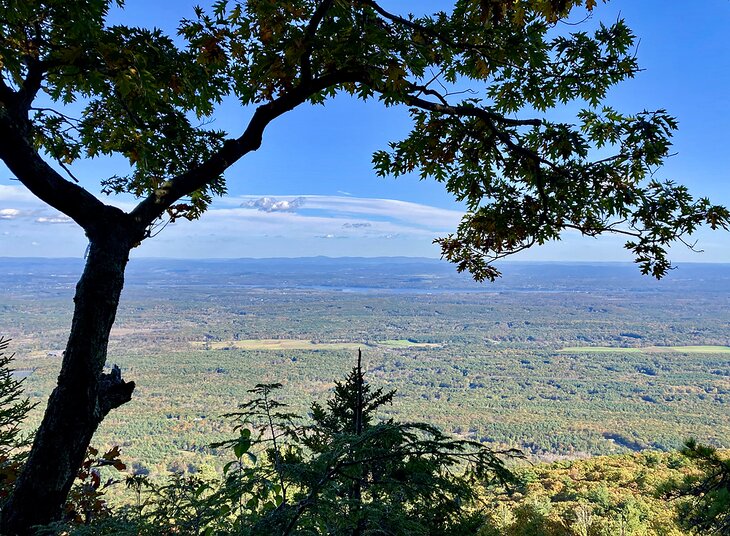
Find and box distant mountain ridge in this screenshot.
[2,257,730,294]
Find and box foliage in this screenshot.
[1,0,726,272]
[54,394,730,536]
[64,354,519,535]
[63,446,128,526]
[480,450,695,535]
[661,439,730,535]
[0,337,34,504]
[207,353,519,535]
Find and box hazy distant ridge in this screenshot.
[2,257,729,294]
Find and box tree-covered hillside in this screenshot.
[4,259,729,475]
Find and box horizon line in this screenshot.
[2,256,730,266]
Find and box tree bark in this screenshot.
[0,232,136,535]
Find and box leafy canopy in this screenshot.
[1,0,726,276]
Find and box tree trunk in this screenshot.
[1,233,136,535]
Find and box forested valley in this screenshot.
[2,258,729,534]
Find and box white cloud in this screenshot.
[36,215,73,224]
[2,187,726,262]
[0,208,20,219]
[243,196,306,212]
[202,205,437,240]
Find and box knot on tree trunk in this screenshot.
[98,364,135,418]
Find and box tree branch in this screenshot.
[409,95,541,132]
[18,60,45,110]
[129,64,544,233]
[14,22,48,110]
[358,0,430,37]
[97,365,135,419]
[358,0,518,63]
[130,70,363,228]
[300,0,336,81]
[0,75,16,106]
[402,92,542,130]
[0,107,122,234]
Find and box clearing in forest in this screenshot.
[559,345,730,354]
[191,339,439,350]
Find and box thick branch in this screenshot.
[16,23,47,109]
[18,61,45,109]
[0,75,16,105]
[98,365,135,419]
[0,107,121,233]
[130,71,362,228]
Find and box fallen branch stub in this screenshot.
[98,364,135,418]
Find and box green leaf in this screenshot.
[233,438,250,459]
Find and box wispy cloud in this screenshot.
[299,196,462,230]
[127,195,457,257]
[3,184,726,262]
[225,195,463,231]
[36,215,73,224]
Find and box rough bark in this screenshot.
[0,233,135,535]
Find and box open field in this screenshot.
[190,338,441,351]
[560,345,730,354]
[371,339,441,348]
[191,339,363,351]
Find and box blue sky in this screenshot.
[1,0,729,261]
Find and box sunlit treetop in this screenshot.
[0,0,727,278]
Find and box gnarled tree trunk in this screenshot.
[0,232,136,535]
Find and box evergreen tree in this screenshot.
[664,439,730,535]
[233,350,519,535]
[0,337,35,504]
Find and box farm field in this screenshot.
[2,258,730,476]
[190,338,440,350]
[560,345,730,354]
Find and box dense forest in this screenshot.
[2,259,730,534]
[4,260,730,471]
[2,331,729,535]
